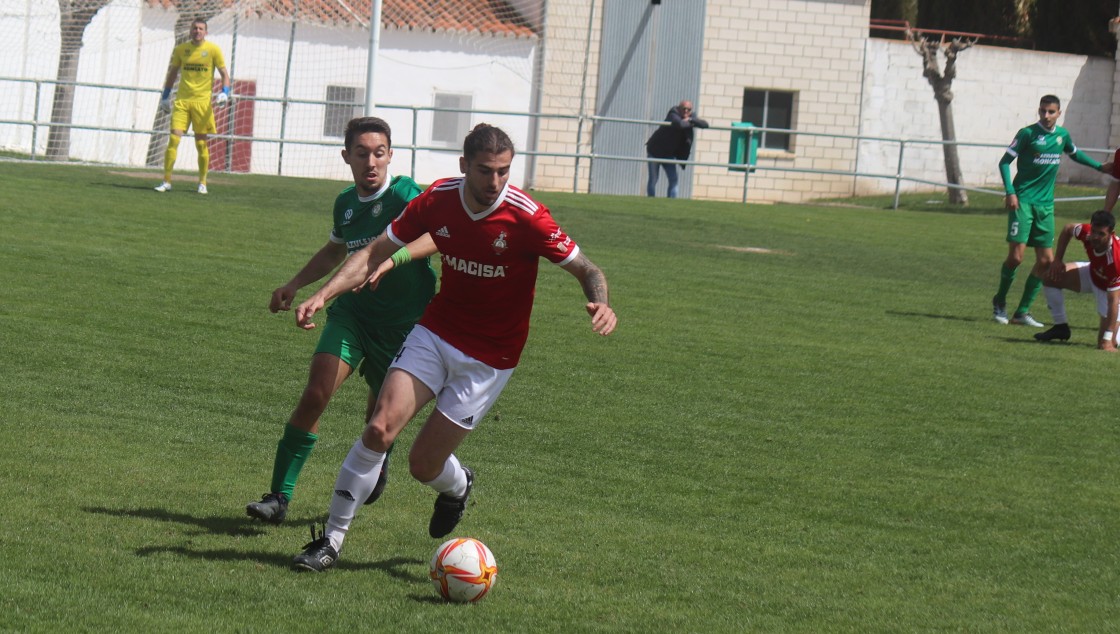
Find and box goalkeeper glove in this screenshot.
[215,86,230,104]
[159,88,173,112]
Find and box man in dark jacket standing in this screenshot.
[645,100,710,198]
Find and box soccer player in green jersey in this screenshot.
[246,117,436,523]
[992,94,1110,327]
[154,18,230,195]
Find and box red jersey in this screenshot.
[1072,223,1120,292]
[388,178,579,369]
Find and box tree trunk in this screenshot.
[909,33,975,206]
[46,2,109,160]
[936,96,968,205]
[45,31,78,160]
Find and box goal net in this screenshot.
[0,0,595,188]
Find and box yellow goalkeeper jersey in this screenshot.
[170,40,226,101]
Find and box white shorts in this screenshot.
[390,325,513,430]
[1073,262,1120,320]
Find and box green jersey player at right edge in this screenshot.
[993,94,1112,327]
[246,117,435,523]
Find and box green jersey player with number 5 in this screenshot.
[246,117,435,524]
[992,94,1109,328]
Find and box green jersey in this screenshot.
[1000,123,1100,204]
[327,175,435,329]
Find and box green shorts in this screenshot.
[1006,202,1054,248]
[314,309,414,393]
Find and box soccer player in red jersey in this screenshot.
[290,124,617,571]
[1034,210,1120,351]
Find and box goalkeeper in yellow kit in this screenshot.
[155,18,231,195]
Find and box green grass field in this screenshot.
[1,161,1117,632]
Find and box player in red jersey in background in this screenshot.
[289,123,617,571]
[1034,210,1120,350]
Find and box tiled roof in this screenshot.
[149,0,537,38]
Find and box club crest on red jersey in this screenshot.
[492,231,508,255]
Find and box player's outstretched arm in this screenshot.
[295,234,395,329]
[561,252,617,336]
[359,232,437,292]
[1105,180,1120,213]
[1069,148,1104,172]
[271,241,346,312]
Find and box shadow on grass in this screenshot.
[999,337,1096,348]
[887,310,987,323]
[135,543,424,579]
[85,505,266,537]
[85,506,429,575]
[887,311,1098,347]
[409,593,459,605]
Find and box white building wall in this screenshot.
[858,38,1115,196]
[0,0,535,188]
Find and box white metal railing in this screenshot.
[1,75,1111,208]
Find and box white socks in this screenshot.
[1044,286,1067,324]
[324,442,466,552]
[325,439,385,551]
[423,453,467,498]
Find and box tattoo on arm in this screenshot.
[573,254,609,304]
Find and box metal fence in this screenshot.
[2,75,1112,208]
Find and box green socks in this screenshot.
[1015,274,1043,316]
[994,263,1016,305]
[270,424,318,500]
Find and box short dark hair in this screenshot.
[1090,210,1115,231]
[463,123,514,161]
[1040,94,1061,109]
[344,116,392,151]
[192,18,208,28]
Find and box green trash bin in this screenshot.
[729,122,758,172]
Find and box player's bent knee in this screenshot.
[361,422,396,453]
[407,456,442,483]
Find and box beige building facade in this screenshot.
[532,0,871,203]
[531,0,1117,203]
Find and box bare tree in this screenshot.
[907,30,977,205]
[47,0,112,160]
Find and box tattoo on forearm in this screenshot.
[582,268,609,304]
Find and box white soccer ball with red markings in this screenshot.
[429,537,498,602]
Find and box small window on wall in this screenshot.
[742,89,795,152]
[324,86,360,137]
[432,93,472,146]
